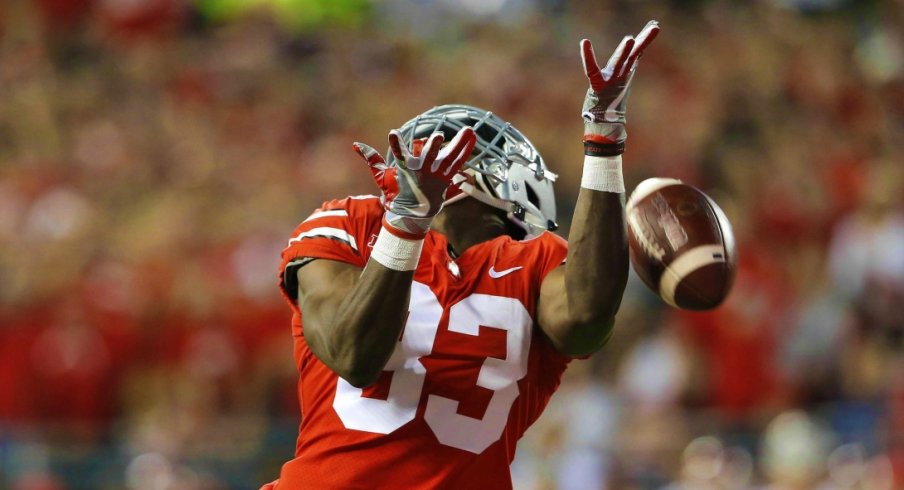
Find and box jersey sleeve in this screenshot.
[531,231,569,286]
[278,196,383,308]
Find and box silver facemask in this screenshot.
[387,104,558,238]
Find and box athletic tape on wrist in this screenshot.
[370,226,424,271]
[581,155,624,193]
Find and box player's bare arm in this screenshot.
[295,127,476,388]
[538,21,661,356]
[296,258,414,388]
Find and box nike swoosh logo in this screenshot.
[398,168,431,217]
[604,87,627,122]
[488,266,523,279]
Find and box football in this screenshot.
[626,178,736,310]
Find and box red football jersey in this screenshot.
[274,196,573,489]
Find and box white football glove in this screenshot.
[353,127,476,239]
[581,20,660,156]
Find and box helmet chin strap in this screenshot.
[444,173,512,212]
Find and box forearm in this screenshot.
[318,262,414,387]
[565,182,629,324]
[300,227,424,388]
[538,156,630,356]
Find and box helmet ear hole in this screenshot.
[525,184,541,210]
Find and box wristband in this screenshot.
[583,139,625,156]
[382,214,430,240]
[581,155,624,193]
[370,226,424,271]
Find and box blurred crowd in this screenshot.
[1,0,903,488]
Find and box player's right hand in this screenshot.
[353,126,476,239]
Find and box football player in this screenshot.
[263,21,660,490]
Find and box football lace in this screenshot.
[627,209,665,261]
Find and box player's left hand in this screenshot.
[580,20,660,155]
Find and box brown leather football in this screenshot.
[626,178,736,310]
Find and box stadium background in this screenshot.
[1,0,903,488]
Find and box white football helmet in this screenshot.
[387,104,558,238]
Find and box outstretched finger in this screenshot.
[352,142,386,168]
[437,127,476,175]
[580,39,605,91]
[607,36,635,81]
[421,132,444,171]
[388,129,412,163]
[622,20,660,77]
[445,128,477,176]
[353,142,394,193]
